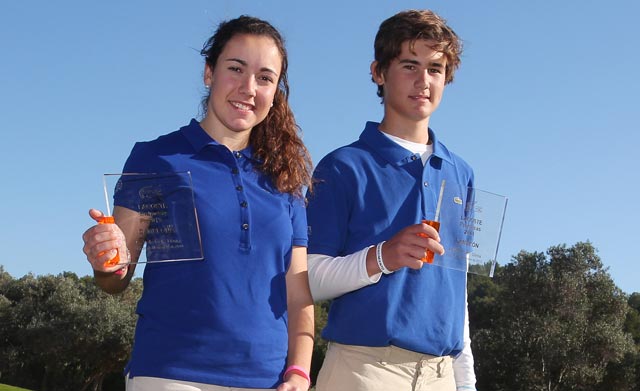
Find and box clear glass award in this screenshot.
[102,172,204,264]
[424,181,508,277]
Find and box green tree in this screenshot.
[472,242,634,391]
[625,293,640,344]
[0,270,141,391]
[598,292,640,390]
[311,300,330,385]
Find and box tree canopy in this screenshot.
[0,267,142,391]
[469,242,637,390]
[1,240,638,390]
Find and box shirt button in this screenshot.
[234,151,242,158]
[411,155,418,161]
[240,201,248,208]
[241,223,249,230]
[231,168,239,175]
[424,181,429,187]
[236,185,243,191]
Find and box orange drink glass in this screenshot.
[98,216,121,267]
[419,219,440,263]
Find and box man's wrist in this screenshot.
[376,241,394,274]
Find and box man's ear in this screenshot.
[370,61,385,85]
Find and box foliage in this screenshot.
[310,300,330,385]
[625,293,640,344]
[2,240,639,390]
[0,268,142,391]
[0,384,33,391]
[470,242,636,391]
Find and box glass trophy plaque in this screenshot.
[102,172,204,264]
[426,182,508,277]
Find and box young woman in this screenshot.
[82,15,314,391]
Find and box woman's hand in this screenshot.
[82,208,129,275]
[276,373,310,391]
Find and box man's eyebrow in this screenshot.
[398,58,444,68]
[224,58,278,75]
[398,58,421,66]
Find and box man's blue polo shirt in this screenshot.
[307,121,474,357]
[114,119,308,388]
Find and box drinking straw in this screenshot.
[102,175,111,216]
[434,179,445,222]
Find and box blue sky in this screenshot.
[1,0,638,294]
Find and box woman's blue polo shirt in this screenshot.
[114,119,308,388]
[307,121,474,357]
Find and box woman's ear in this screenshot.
[204,63,213,87]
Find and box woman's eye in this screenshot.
[259,75,275,83]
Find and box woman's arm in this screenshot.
[279,246,314,390]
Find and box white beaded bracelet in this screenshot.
[376,241,393,274]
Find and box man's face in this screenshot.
[373,39,447,126]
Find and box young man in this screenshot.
[306,10,477,391]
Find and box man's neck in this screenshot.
[378,116,431,144]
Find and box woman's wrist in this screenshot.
[283,365,311,388]
[93,248,130,279]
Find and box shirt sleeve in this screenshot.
[452,288,477,390]
[290,195,308,247]
[306,156,350,256]
[307,249,381,302]
[114,142,150,211]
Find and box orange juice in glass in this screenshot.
[419,179,445,263]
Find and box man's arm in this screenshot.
[308,222,445,302]
[307,249,380,301]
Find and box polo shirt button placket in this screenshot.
[230,152,250,250]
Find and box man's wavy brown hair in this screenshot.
[200,15,313,197]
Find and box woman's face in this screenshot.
[204,34,282,138]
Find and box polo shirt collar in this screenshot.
[181,118,260,162]
[359,121,454,166]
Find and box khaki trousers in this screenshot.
[315,343,455,391]
[125,376,274,391]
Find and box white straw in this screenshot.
[434,179,445,222]
[102,175,111,216]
